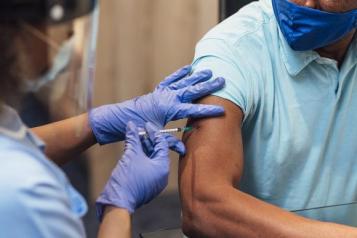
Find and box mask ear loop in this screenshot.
[20,21,60,51]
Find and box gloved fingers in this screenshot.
[178,77,225,103]
[157,65,192,88]
[171,103,225,120]
[141,135,154,156]
[169,69,212,90]
[124,121,143,153]
[164,134,186,156]
[151,131,170,161]
[142,122,161,157]
[144,122,158,142]
[145,122,185,155]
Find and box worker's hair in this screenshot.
[0,23,24,109]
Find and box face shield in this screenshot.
[0,0,99,119]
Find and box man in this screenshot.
[179,0,357,237]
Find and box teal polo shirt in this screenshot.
[192,0,357,225]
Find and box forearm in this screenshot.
[181,182,357,238]
[31,113,97,165]
[98,207,131,238]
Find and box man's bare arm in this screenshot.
[179,96,357,238]
[31,113,97,165]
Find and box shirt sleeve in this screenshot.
[192,38,257,122]
[0,150,85,238]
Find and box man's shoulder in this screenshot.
[201,0,275,47]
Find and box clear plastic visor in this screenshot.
[18,7,98,120]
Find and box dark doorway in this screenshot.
[219,0,256,21]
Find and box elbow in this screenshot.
[181,205,201,237]
[181,202,206,237]
[181,187,222,237]
[181,217,195,237]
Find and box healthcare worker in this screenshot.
[0,1,226,237]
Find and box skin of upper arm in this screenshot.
[179,95,244,228]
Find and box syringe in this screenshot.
[138,126,193,136]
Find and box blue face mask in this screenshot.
[272,0,357,51]
[23,36,74,92]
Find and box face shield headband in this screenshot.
[0,0,97,24]
[272,0,357,51]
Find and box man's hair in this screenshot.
[0,23,24,108]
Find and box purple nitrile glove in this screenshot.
[89,65,225,155]
[96,121,170,220]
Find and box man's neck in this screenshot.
[316,30,356,66]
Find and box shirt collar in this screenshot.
[0,104,45,150]
[342,33,357,70]
[0,105,27,139]
[278,29,320,76]
[278,26,357,76]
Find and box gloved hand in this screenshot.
[89,65,225,155]
[96,121,170,220]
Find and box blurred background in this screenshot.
[87,0,219,237]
